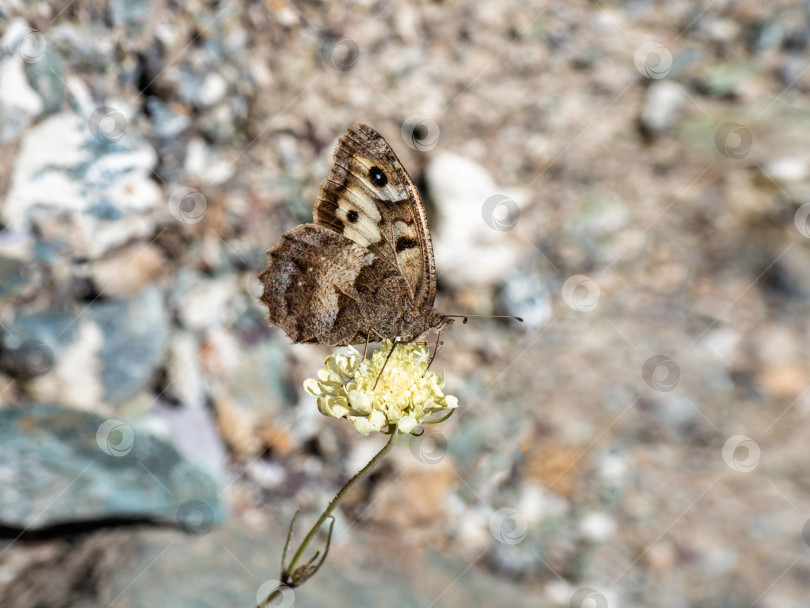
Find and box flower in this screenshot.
[303,340,458,435]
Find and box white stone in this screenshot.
[31,321,104,409]
[641,80,685,133]
[164,331,205,407]
[599,452,627,483]
[64,74,95,117]
[426,152,525,288]
[177,274,240,331]
[184,137,235,185]
[0,58,43,143]
[197,72,227,108]
[1,18,33,53]
[702,327,740,360]
[3,112,162,259]
[762,158,809,183]
[518,482,568,524]
[578,511,617,541]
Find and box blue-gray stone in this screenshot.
[88,199,125,221]
[90,286,169,403]
[0,403,225,529]
[0,57,43,144]
[109,0,154,30]
[145,96,192,141]
[1,310,77,377]
[501,271,553,329]
[24,50,66,115]
[0,254,32,297]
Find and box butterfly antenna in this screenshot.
[445,314,523,324]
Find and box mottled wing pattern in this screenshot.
[258,225,413,345]
[313,124,437,309]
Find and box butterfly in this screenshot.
[258,124,452,346]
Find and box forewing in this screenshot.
[313,124,437,308]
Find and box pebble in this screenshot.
[579,511,618,542]
[23,49,65,115]
[426,152,524,289]
[759,157,810,184]
[174,272,241,331]
[501,271,553,328]
[3,112,163,260]
[89,242,166,298]
[197,72,228,108]
[151,399,228,477]
[640,80,685,135]
[0,58,43,143]
[162,330,205,407]
[90,286,170,404]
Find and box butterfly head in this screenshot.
[431,310,454,332]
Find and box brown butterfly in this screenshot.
[258,124,452,346]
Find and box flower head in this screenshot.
[303,340,458,435]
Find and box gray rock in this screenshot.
[109,0,155,30]
[780,53,810,90]
[0,310,77,378]
[223,340,289,417]
[90,286,170,404]
[85,519,542,608]
[173,271,241,331]
[0,255,29,297]
[755,16,786,53]
[24,49,65,115]
[0,239,40,299]
[0,403,225,529]
[145,96,192,141]
[48,22,117,71]
[2,111,163,261]
[501,271,553,328]
[151,399,228,477]
[0,57,43,143]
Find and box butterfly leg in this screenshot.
[372,336,401,390]
[427,327,446,370]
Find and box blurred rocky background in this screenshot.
[1,1,810,606]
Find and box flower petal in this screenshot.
[348,389,374,414]
[351,416,378,436]
[368,409,387,430]
[397,415,419,434]
[305,339,457,435]
[303,378,323,396]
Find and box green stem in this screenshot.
[256,428,400,608]
[285,428,399,576]
[257,588,282,607]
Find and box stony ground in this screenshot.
[2,1,810,607]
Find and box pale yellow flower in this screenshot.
[303,340,458,435]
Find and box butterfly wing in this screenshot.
[258,224,415,345]
[313,124,437,310]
